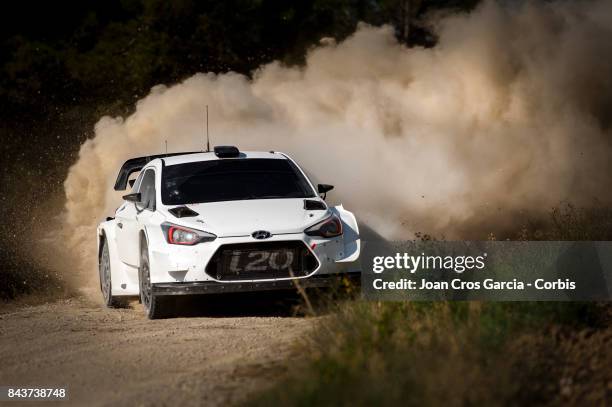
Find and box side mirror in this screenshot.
[317,184,334,199]
[128,179,136,188]
[122,192,142,203]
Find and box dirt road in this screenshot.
[0,294,315,406]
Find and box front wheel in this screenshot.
[139,236,165,319]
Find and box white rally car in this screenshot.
[97,146,361,318]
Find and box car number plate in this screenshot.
[221,248,301,274]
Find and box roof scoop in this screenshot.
[168,206,199,218]
[214,146,240,158]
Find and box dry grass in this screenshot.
[247,301,611,406]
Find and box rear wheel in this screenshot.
[139,237,165,319]
[99,238,123,307]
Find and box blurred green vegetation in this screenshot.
[248,300,611,406]
[1,0,480,117]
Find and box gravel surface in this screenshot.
[0,295,315,406]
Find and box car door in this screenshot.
[115,169,155,267]
[115,172,141,266]
[134,168,157,256]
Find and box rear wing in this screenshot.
[113,152,200,190]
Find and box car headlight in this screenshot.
[304,214,343,238]
[161,222,217,245]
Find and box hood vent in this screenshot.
[304,199,327,210]
[168,206,199,218]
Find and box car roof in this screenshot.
[161,151,286,166]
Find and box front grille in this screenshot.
[205,241,319,281]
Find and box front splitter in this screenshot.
[152,272,361,295]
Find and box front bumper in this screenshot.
[147,231,359,284]
[152,272,361,295]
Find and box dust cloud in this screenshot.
[62,0,612,286]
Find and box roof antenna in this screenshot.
[165,140,168,153]
[205,105,211,152]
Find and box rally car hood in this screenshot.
[167,198,330,237]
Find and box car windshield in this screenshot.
[161,158,316,205]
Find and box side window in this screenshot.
[131,171,144,192]
[137,169,156,211]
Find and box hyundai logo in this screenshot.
[252,230,272,240]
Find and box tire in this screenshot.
[99,237,124,308]
[139,236,165,319]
